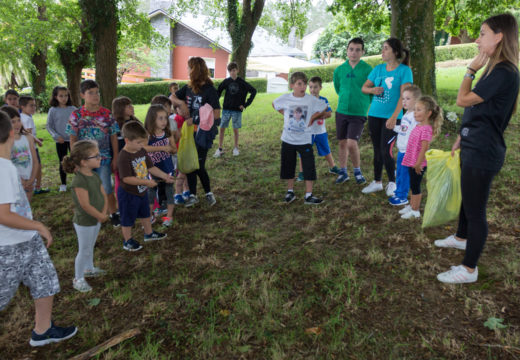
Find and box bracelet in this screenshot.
[467,66,477,74]
[464,73,475,80]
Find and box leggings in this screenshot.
[456,165,497,269]
[368,116,396,182]
[56,142,70,185]
[187,144,211,196]
[408,166,426,195]
[73,222,101,279]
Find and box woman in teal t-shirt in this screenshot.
[361,38,413,196]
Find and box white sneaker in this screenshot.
[73,278,92,292]
[401,209,420,219]
[213,148,223,158]
[434,235,467,250]
[398,205,411,214]
[385,182,396,197]
[361,181,383,194]
[232,147,240,156]
[59,185,67,192]
[437,265,478,284]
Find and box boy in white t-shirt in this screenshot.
[389,85,421,207]
[0,110,77,346]
[272,72,328,204]
[296,76,338,181]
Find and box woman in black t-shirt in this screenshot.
[171,57,221,207]
[435,14,519,284]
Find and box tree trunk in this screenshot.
[81,0,118,108]
[30,5,48,102]
[57,23,91,107]
[31,49,47,99]
[391,0,436,97]
[227,0,265,79]
[65,64,85,107]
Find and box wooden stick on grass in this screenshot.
[69,328,141,360]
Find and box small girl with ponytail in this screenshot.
[62,140,108,292]
[400,95,443,219]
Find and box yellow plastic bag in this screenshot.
[422,149,461,228]
[177,122,199,174]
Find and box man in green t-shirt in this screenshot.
[333,38,372,184]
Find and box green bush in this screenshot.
[435,43,478,62]
[290,44,477,83]
[117,77,267,104]
[144,77,165,82]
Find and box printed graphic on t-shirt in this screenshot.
[228,82,239,95]
[374,76,392,104]
[67,108,117,161]
[131,156,149,193]
[288,106,308,133]
[11,144,31,170]
[187,95,202,112]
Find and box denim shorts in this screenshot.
[94,160,113,195]
[0,235,60,310]
[311,133,331,156]
[220,110,242,129]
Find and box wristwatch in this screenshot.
[464,72,475,80]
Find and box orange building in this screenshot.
[148,9,231,80]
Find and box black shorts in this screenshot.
[117,186,151,227]
[280,142,316,181]
[335,112,366,141]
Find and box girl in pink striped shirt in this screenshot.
[400,96,443,219]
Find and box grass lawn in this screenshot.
[1,66,519,358]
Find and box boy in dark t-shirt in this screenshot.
[117,121,174,252]
[214,62,257,157]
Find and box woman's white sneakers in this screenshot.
[437,265,478,283]
[434,235,467,250]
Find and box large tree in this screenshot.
[226,0,265,78]
[330,0,520,96]
[79,0,118,108]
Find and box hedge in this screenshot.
[289,43,478,83]
[117,77,267,104]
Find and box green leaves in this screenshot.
[484,317,507,330]
[88,298,101,307]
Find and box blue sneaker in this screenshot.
[388,196,409,206]
[30,321,77,347]
[182,190,191,200]
[296,172,304,182]
[354,172,366,184]
[335,172,350,184]
[174,194,185,205]
[144,230,167,242]
[329,166,341,175]
[123,238,143,252]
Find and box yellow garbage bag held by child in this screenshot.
[422,149,461,228]
[177,122,199,174]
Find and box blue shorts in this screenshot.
[117,187,150,227]
[220,109,242,129]
[94,160,113,195]
[311,133,331,157]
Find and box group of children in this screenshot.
[0,58,444,347]
[273,72,443,221]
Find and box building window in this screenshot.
[202,57,216,78]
